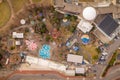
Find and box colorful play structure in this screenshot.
[81,34,90,45]
[25,40,37,51]
[39,44,51,59]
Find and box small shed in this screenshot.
[75,67,85,74]
[15,41,21,45]
[12,32,24,38]
[65,70,75,76]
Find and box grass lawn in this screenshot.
[0,1,11,27]
[32,0,41,3]
[81,44,99,63]
[11,0,29,13]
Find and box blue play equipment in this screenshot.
[73,46,79,51]
[39,44,51,59]
[66,42,70,47]
[81,38,90,44]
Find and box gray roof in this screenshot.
[98,14,119,36]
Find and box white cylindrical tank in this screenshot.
[83,7,97,21]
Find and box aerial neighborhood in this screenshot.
[0,0,120,80]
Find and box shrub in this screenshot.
[10,46,15,50]
[25,27,29,32]
[46,35,53,42]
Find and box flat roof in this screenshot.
[98,14,119,36]
[77,20,93,33]
[75,68,85,74]
[67,54,83,63]
[12,32,24,38]
[26,56,66,72]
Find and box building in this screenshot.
[15,41,21,45]
[26,56,67,72]
[94,14,120,43]
[65,70,75,76]
[67,54,83,63]
[75,67,85,74]
[12,32,24,38]
[82,7,97,21]
[77,20,93,33]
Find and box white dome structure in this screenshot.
[20,19,26,25]
[83,7,97,21]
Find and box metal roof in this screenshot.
[98,14,119,36]
[67,54,83,63]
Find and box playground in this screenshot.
[39,44,51,59]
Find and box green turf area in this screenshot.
[82,45,98,57]
[0,1,11,27]
[11,0,29,13]
[32,0,41,3]
[81,45,99,63]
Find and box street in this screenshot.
[93,38,120,80]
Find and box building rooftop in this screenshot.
[97,14,119,36]
[67,54,83,63]
[82,7,97,20]
[12,32,24,38]
[77,20,93,33]
[75,67,85,74]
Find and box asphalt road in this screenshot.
[8,74,66,80]
[7,73,87,80]
[103,71,120,80]
[93,38,120,80]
